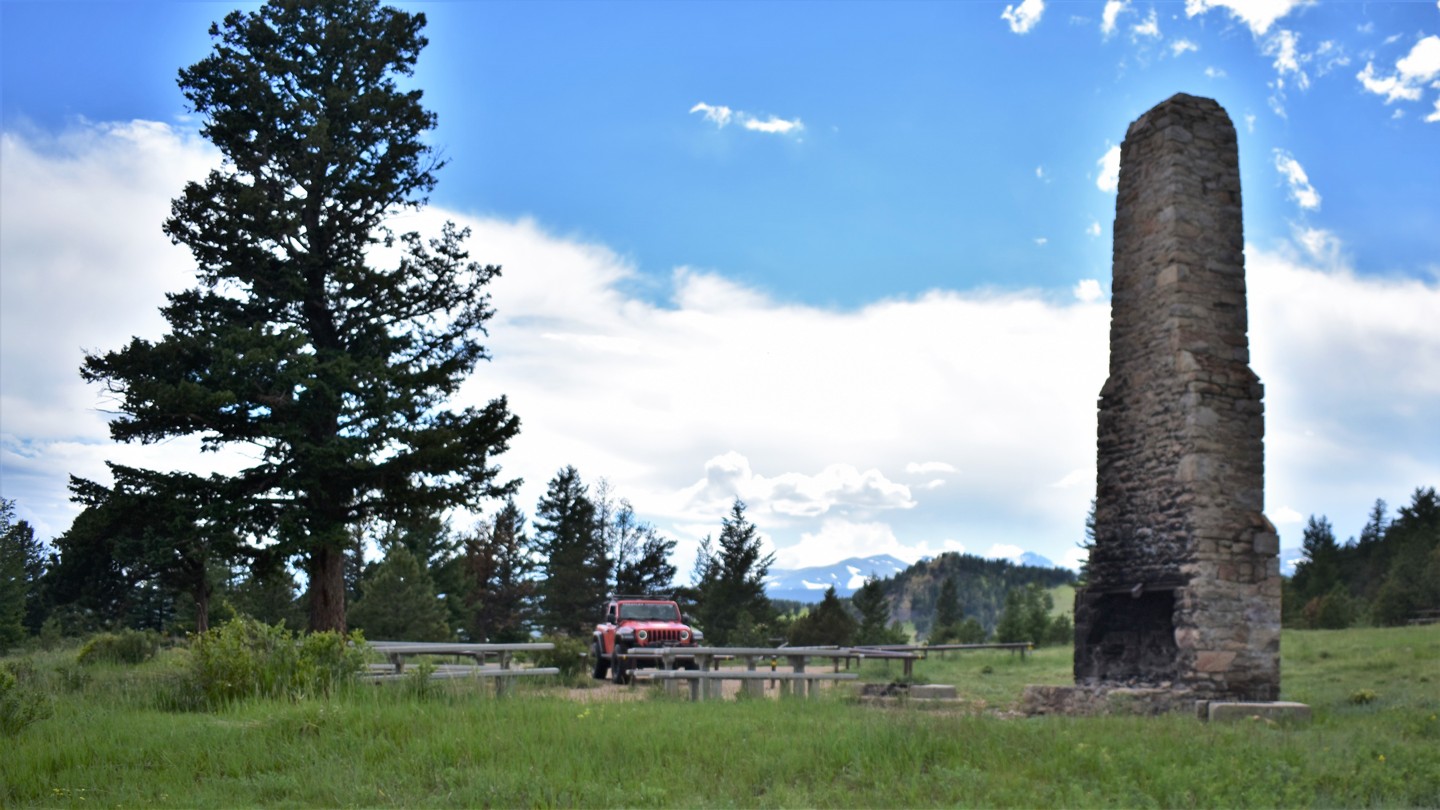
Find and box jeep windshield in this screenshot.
[618,603,680,621]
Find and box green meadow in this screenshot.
[4,625,1438,808]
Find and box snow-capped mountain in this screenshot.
[763,554,910,603]
[1016,551,1055,568]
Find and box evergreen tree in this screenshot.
[1292,515,1341,604]
[1359,499,1390,546]
[693,499,775,646]
[595,480,677,596]
[45,502,149,628]
[0,499,44,651]
[1370,487,1440,625]
[68,469,235,632]
[852,577,904,645]
[348,545,450,641]
[930,577,963,643]
[534,467,607,635]
[954,617,987,644]
[226,557,303,630]
[78,0,519,633]
[787,587,858,646]
[1077,497,1096,584]
[459,499,534,642]
[995,584,1055,644]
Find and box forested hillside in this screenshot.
[875,552,1076,638]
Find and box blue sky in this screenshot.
[2,0,1438,576]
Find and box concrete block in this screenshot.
[909,684,957,700]
[1206,701,1311,724]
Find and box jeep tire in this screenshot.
[611,642,630,685]
[591,641,608,680]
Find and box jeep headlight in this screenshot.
[637,629,648,642]
[679,629,690,642]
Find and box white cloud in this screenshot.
[1101,0,1128,37]
[1311,40,1350,77]
[1001,0,1045,34]
[1273,149,1321,210]
[1247,244,1440,546]
[1096,144,1122,192]
[1428,97,1440,123]
[1266,29,1309,90]
[1034,237,1049,246]
[1132,9,1161,39]
[775,519,966,569]
[1205,66,1228,79]
[984,543,1026,562]
[690,102,804,136]
[1294,226,1343,266]
[1183,0,1310,36]
[4,118,1438,574]
[1072,279,1104,303]
[1245,112,1257,132]
[689,102,733,127]
[674,453,916,521]
[742,115,804,135]
[1356,35,1440,107]
[1050,468,1092,489]
[1087,221,1102,237]
[1171,38,1200,56]
[1272,505,1305,524]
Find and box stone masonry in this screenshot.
[1071,93,1281,702]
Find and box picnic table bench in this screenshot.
[365,641,558,696]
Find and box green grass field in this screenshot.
[4,625,1438,807]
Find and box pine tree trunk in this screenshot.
[308,544,348,633]
[195,586,211,633]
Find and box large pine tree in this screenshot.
[534,467,608,635]
[459,499,535,643]
[694,499,775,645]
[80,0,519,631]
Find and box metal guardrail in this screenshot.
[854,642,1034,660]
[365,641,557,696]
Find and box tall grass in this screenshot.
[3,626,1437,807]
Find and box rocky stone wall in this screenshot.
[1075,93,1280,701]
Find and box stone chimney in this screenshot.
[1073,93,1281,701]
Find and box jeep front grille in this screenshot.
[642,629,685,645]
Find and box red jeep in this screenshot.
[591,596,702,683]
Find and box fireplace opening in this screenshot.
[1079,589,1178,684]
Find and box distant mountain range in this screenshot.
[765,550,1060,604]
[763,555,910,603]
[765,547,1299,606]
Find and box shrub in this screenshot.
[188,617,366,707]
[1,661,53,737]
[1303,587,1356,630]
[532,634,588,681]
[77,629,161,666]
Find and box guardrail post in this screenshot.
[744,655,764,697]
